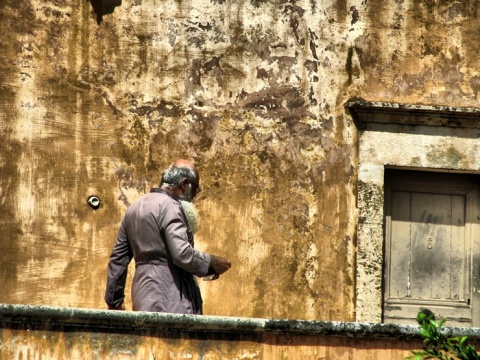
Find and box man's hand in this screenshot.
[210,255,232,275]
[108,301,125,311]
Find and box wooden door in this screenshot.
[383,170,480,327]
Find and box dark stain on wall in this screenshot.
[284,4,306,45]
[350,6,360,25]
[131,101,182,118]
[236,85,315,121]
[89,0,122,24]
[335,0,348,23]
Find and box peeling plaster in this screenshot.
[4,0,480,325]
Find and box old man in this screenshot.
[105,159,231,314]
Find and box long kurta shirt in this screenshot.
[105,188,211,314]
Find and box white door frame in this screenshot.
[347,100,480,323]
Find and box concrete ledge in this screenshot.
[346,99,480,129]
[5,304,480,359]
[2,303,479,340]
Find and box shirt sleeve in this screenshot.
[105,219,134,308]
[162,203,211,276]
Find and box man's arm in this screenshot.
[105,220,133,309]
[163,204,232,277]
[163,209,211,275]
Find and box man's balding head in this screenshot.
[160,159,201,201]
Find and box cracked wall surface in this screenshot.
[1,0,480,322]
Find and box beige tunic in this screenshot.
[105,188,211,314]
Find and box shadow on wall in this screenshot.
[88,0,122,24]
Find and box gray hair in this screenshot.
[160,163,197,187]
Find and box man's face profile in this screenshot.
[181,182,195,202]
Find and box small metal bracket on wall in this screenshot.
[87,195,101,210]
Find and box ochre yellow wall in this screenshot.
[1,328,421,360]
[2,0,480,321]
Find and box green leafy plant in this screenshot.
[407,309,480,360]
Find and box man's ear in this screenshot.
[180,178,188,188]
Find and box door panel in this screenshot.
[384,170,479,327]
[409,192,465,300]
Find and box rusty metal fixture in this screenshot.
[87,195,101,210]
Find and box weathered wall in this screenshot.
[0,0,357,320]
[0,328,420,360]
[2,0,480,322]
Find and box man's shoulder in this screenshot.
[141,191,174,203]
[125,191,168,210]
[137,191,182,211]
[124,193,180,223]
